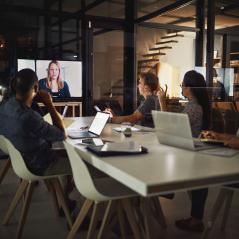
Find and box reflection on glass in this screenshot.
[195,66,234,99]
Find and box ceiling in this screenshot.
[0,0,238,58]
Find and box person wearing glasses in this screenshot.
[172,70,211,232]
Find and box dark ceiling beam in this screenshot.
[135,0,195,23]
[215,25,239,36]
[139,22,199,32]
[0,25,39,34]
[221,3,239,12]
[169,16,195,25]
[218,12,239,19]
[0,3,79,18]
[51,0,107,26]
[84,0,107,12]
[43,27,116,49]
[85,15,125,29]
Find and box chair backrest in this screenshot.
[0,135,38,181]
[236,102,239,112]
[0,135,9,155]
[64,141,107,202]
[212,102,236,111]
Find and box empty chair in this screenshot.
[0,135,73,239]
[63,141,142,239]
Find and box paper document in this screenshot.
[101,141,142,152]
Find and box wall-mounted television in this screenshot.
[17,59,82,98]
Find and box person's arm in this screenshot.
[111,111,143,124]
[34,90,66,135]
[157,84,168,111]
[224,136,239,149]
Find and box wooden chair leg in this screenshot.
[221,189,234,231]
[122,198,142,239]
[151,197,167,228]
[202,189,227,239]
[0,159,11,184]
[50,178,73,228]
[67,199,93,239]
[2,180,29,225]
[16,182,35,239]
[117,203,126,239]
[97,200,117,239]
[141,198,154,239]
[45,179,60,216]
[87,203,101,239]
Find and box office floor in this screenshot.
[0,160,239,239]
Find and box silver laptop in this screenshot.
[68,112,110,139]
[152,111,215,151]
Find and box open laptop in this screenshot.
[152,111,218,151]
[68,112,110,139]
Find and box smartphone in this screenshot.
[81,138,104,146]
[94,105,101,112]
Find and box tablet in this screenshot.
[86,145,148,157]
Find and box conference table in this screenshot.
[66,117,239,197]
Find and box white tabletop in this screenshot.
[67,117,239,197]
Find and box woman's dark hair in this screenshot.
[11,69,38,96]
[183,70,211,130]
[139,72,159,93]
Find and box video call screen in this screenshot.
[17,59,82,97]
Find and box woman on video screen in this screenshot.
[38,60,71,98]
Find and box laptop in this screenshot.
[152,111,218,151]
[68,112,110,139]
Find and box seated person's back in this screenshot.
[0,69,66,175]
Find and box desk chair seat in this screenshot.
[64,142,143,239]
[0,135,73,239]
[202,185,239,239]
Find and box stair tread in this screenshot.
[161,34,184,39]
[149,46,172,51]
[143,53,166,57]
[156,40,178,45]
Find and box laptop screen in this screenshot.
[89,112,110,135]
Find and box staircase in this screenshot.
[138,32,184,74]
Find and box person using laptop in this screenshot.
[173,70,211,232]
[105,72,162,128]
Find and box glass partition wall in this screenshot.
[93,30,124,115]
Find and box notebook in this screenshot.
[68,112,110,139]
[152,111,218,151]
